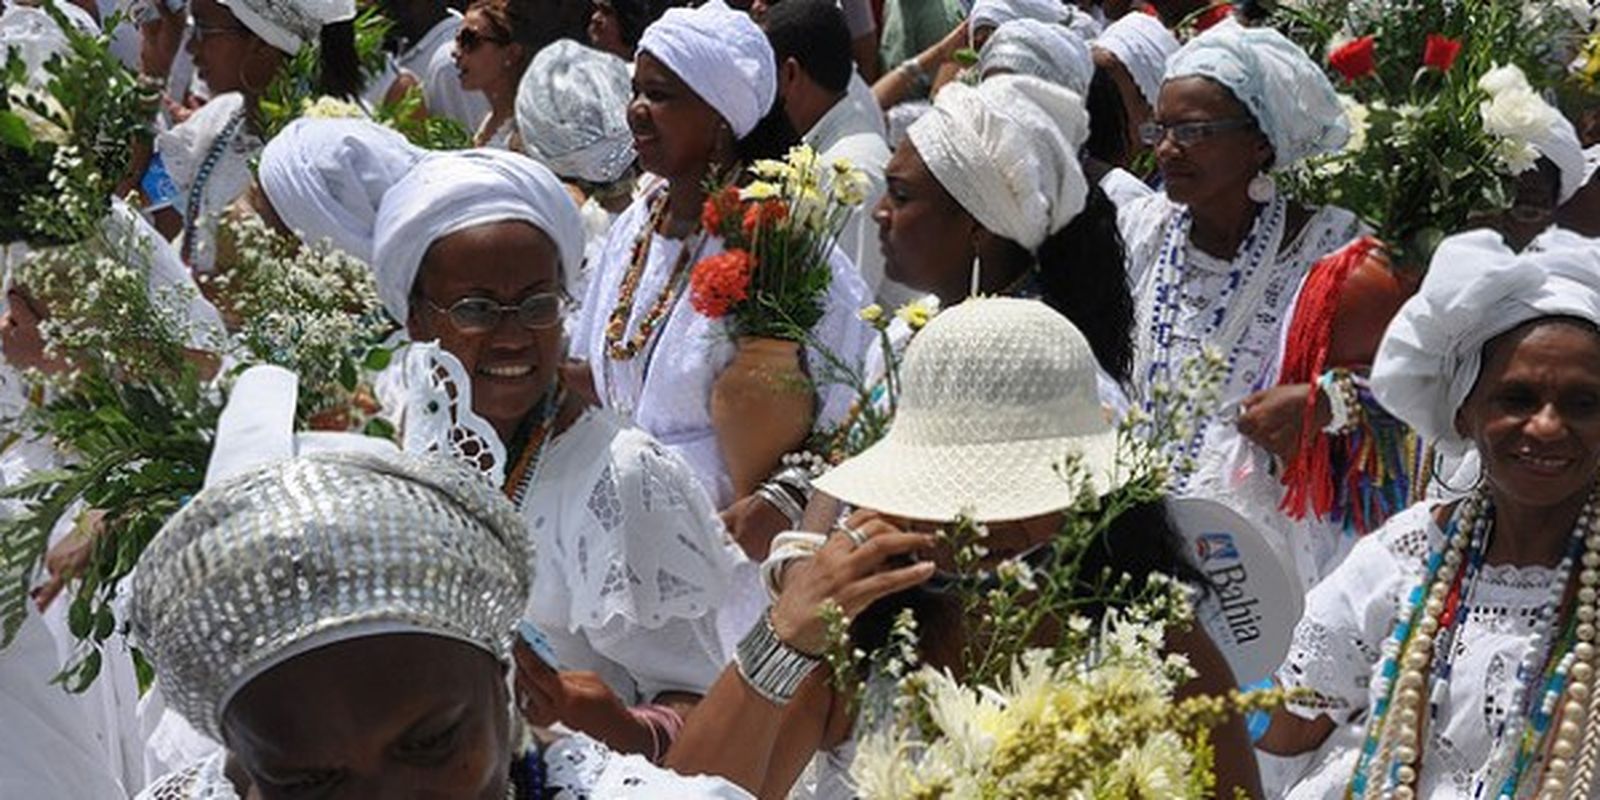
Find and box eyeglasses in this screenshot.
[190,21,251,42]
[454,26,508,52]
[427,294,564,333]
[1138,118,1256,148]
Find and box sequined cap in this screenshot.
[129,449,530,741]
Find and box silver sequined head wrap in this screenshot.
[516,39,636,186]
[129,449,530,741]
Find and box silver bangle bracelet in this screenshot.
[735,613,822,705]
[756,482,805,528]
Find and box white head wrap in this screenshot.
[0,3,98,83]
[1092,12,1177,111]
[516,40,636,185]
[636,2,775,138]
[968,0,1067,44]
[1530,111,1587,205]
[1164,22,1348,168]
[907,75,1089,252]
[1063,5,1103,40]
[978,19,1094,97]
[258,118,424,264]
[371,150,584,325]
[1371,229,1600,452]
[219,0,355,54]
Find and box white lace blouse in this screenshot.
[522,407,750,702]
[1276,501,1593,799]
[570,184,873,508]
[135,734,755,799]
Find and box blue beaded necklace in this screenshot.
[178,108,247,268]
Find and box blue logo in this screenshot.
[1196,532,1239,564]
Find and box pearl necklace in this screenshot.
[1348,484,1600,799]
[1136,194,1287,477]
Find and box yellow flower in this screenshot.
[833,166,871,207]
[858,303,884,323]
[750,158,792,180]
[896,300,933,331]
[739,181,781,201]
[300,95,363,119]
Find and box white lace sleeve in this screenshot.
[136,752,238,800]
[1276,502,1436,722]
[397,341,508,486]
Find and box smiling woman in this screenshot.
[371,149,751,764]
[1258,230,1600,799]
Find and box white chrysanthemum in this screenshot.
[920,667,1007,768]
[300,95,363,119]
[1120,730,1199,798]
[849,729,923,800]
[1338,94,1370,153]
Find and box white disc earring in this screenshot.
[1247,172,1277,203]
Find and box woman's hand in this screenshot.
[721,492,792,561]
[769,510,936,655]
[1237,383,1329,463]
[512,642,648,750]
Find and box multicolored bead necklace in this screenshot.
[603,191,709,362]
[503,384,566,510]
[1348,483,1600,799]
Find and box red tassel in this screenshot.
[1278,236,1380,520]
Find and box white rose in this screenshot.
[1480,89,1555,142]
[1478,63,1533,97]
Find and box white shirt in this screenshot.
[397,14,490,133]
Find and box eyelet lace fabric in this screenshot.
[1276,501,1579,799]
[523,408,749,700]
[398,341,508,487]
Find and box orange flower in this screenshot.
[701,186,742,236]
[741,199,789,240]
[690,249,754,319]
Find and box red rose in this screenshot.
[1328,35,1377,82]
[689,249,754,319]
[741,199,789,240]
[1195,3,1233,31]
[1422,34,1462,73]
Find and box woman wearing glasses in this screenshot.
[1119,25,1364,508]
[371,148,749,764]
[453,0,536,148]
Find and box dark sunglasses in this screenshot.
[427,294,563,333]
[455,26,508,52]
[1139,117,1256,148]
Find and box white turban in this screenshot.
[219,0,355,54]
[907,75,1089,252]
[516,40,636,185]
[636,2,775,139]
[371,150,585,325]
[0,4,98,83]
[258,118,423,264]
[1092,12,1177,111]
[978,19,1093,97]
[1371,229,1600,452]
[1165,22,1348,168]
[968,0,1067,44]
[1531,111,1587,205]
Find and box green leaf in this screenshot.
[93,605,114,641]
[362,347,393,371]
[68,596,92,638]
[0,110,32,150]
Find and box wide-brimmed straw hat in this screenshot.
[814,297,1123,523]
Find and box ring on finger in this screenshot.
[839,524,870,548]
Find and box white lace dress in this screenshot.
[570,184,873,508]
[521,407,752,702]
[136,733,755,799]
[1275,501,1598,799]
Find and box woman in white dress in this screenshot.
[1120,24,1364,574]
[568,3,871,512]
[452,0,534,148]
[129,410,751,799]
[1259,230,1600,798]
[371,148,749,762]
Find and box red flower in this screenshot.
[1328,35,1377,82]
[700,186,742,236]
[1422,33,1462,73]
[1194,3,1233,31]
[690,249,754,319]
[741,199,789,240]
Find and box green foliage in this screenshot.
[374,85,474,150]
[0,1,158,244]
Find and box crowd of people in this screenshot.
[4,0,1600,796]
